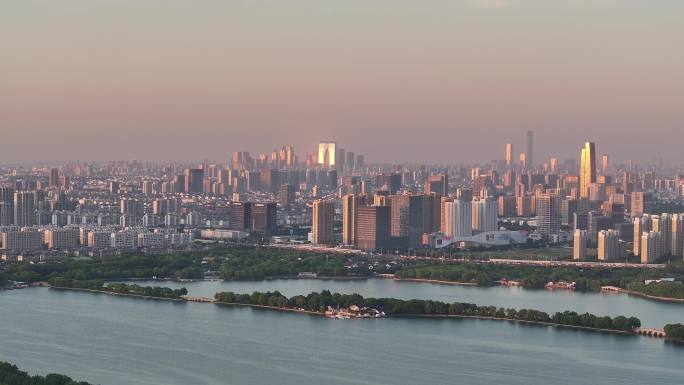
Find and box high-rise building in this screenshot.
[425,174,448,196]
[519,153,527,170]
[0,187,14,225]
[630,191,650,217]
[633,215,652,256]
[377,174,402,194]
[251,203,277,234]
[44,227,80,250]
[356,205,391,251]
[279,184,296,208]
[1,229,43,251]
[601,154,610,175]
[231,151,252,170]
[516,195,534,217]
[260,169,281,194]
[652,213,672,257]
[536,192,561,236]
[526,130,534,168]
[598,230,621,261]
[505,143,513,167]
[152,197,180,216]
[472,197,497,233]
[561,198,578,226]
[285,146,295,167]
[444,199,472,237]
[13,191,35,226]
[342,194,368,246]
[672,214,684,259]
[573,229,587,260]
[390,194,436,248]
[497,196,516,218]
[312,199,335,245]
[580,142,597,198]
[549,158,558,174]
[49,168,60,188]
[641,231,661,264]
[318,142,337,168]
[228,201,253,232]
[346,152,355,169]
[336,148,346,172]
[185,168,204,193]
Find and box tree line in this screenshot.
[214,290,641,332]
[664,324,684,340]
[48,277,188,299]
[397,263,684,294]
[0,361,92,385]
[627,281,684,300]
[3,246,382,284]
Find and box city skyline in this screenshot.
[2,1,684,384]
[2,0,683,164]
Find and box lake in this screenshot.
[0,282,682,385]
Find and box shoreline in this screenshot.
[47,276,684,304]
[390,277,479,286]
[49,286,185,302]
[44,286,662,340]
[213,301,324,316]
[622,290,684,304]
[389,314,637,336]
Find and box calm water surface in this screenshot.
[0,288,682,385]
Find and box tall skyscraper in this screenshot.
[425,174,448,196]
[285,146,295,167]
[505,143,513,167]
[231,151,252,170]
[346,151,355,169]
[356,205,391,251]
[444,199,472,237]
[49,168,60,188]
[318,142,337,168]
[0,187,14,225]
[390,194,433,249]
[601,154,610,175]
[598,229,621,261]
[630,191,650,217]
[471,197,497,233]
[580,142,596,198]
[641,231,661,264]
[526,130,534,168]
[652,213,672,257]
[279,184,296,208]
[672,214,684,259]
[227,201,253,232]
[251,203,277,234]
[573,229,587,260]
[260,169,281,194]
[519,153,527,170]
[549,158,558,174]
[536,192,561,236]
[13,191,35,226]
[342,194,368,246]
[312,199,335,245]
[633,215,652,256]
[185,168,204,193]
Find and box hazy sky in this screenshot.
[2,0,683,165]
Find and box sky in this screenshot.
[1,0,683,165]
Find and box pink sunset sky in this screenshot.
[1,0,683,165]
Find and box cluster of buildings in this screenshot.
[2,135,684,264]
